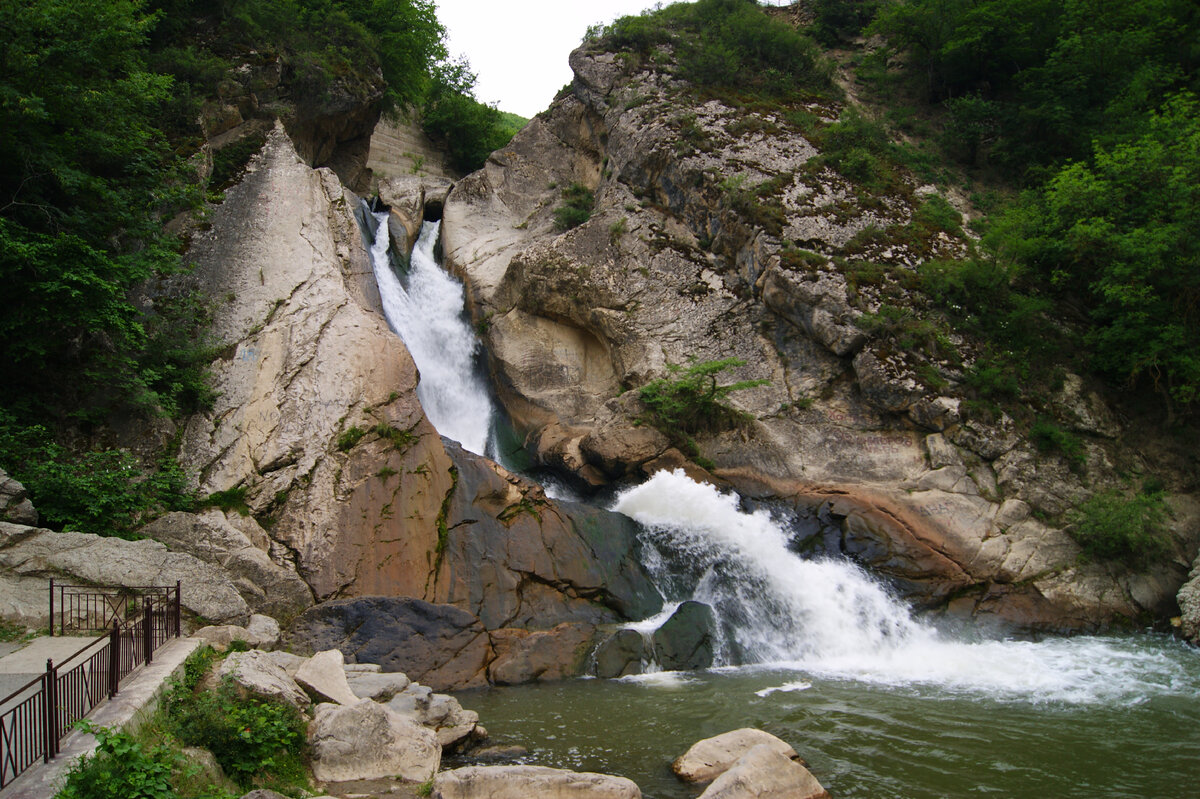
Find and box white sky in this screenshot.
[433,0,660,118]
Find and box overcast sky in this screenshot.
[433,0,660,118]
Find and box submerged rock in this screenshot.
[431,765,641,799]
[652,601,716,671]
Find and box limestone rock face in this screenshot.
[696,744,829,799]
[219,650,309,708]
[673,729,799,784]
[432,765,642,799]
[487,623,596,685]
[308,699,441,783]
[139,511,312,621]
[437,42,1199,631]
[0,522,248,624]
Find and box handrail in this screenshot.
[0,581,183,789]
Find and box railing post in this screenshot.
[143,596,153,665]
[44,658,57,760]
[108,620,120,698]
[48,578,54,637]
[174,580,181,637]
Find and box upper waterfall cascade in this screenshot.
[367,208,495,456]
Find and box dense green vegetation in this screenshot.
[0,0,515,537]
[554,183,597,231]
[56,647,309,798]
[590,0,835,101]
[1068,486,1171,566]
[859,0,1200,420]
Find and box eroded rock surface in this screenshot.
[432,765,642,799]
[673,729,799,784]
[308,699,441,783]
[439,41,1200,632]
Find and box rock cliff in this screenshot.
[167,125,659,679]
[440,43,1200,633]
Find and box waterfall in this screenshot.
[366,208,494,456]
[613,470,1195,703]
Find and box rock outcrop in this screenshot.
[308,699,441,783]
[696,744,829,799]
[438,38,1200,632]
[0,470,37,527]
[0,521,249,625]
[673,729,800,784]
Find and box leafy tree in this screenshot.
[421,58,520,173]
[997,94,1200,417]
[638,358,768,446]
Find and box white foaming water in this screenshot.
[613,469,1198,704]
[369,212,493,455]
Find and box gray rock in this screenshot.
[139,511,313,621]
[191,624,251,650]
[0,470,37,526]
[347,671,411,701]
[593,629,647,678]
[245,613,281,649]
[696,743,828,799]
[1178,553,1200,644]
[673,729,799,784]
[432,765,641,799]
[308,699,440,782]
[295,649,360,705]
[471,744,529,763]
[652,601,716,671]
[219,650,309,708]
[0,524,248,624]
[285,596,491,691]
[265,650,308,677]
[181,746,238,794]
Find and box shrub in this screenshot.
[337,425,366,451]
[553,183,595,231]
[56,726,177,799]
[1068,489,1171,567]
[638,358,767,450]
[1030,417,1086,471]
[162,679,307,792]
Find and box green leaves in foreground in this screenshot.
[638,358,768,452]
[57,725,178,799]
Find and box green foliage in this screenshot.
[1068,488,1171,567]
[56,725,178,799]
[200,486,249,515]
[554,183,596,231]
[720,173,789,236]
[638,358,768,449]
[812,0,883,45]
[372,422,418,451]
[210,134,267,190]
[162,678,308,792]
[337,425,367,451]
[996,94,1200,416]
[0,414,194,538]
[593,0,835,102]
[421,58,521,174]
[1030,417,1086,471]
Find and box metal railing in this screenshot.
[0,583,182,789]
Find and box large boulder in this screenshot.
[139,511,313,621]
[286,596,491,691]
[1178,553,1200,643]
[696,744,829,799]
[592,629,647,679]
[295,649,360,705]
[308,699,440,782]
[218,650,309,709]
[652,601,716,671]
[431,765,641,799]
[673,729,799,784]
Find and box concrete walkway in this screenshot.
[0,636,201,798]
[0,636,101,701]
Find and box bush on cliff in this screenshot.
[1068,487,1171,568]
[638,358,767,457]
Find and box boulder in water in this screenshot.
[593,628,647,678]
[696,743,829,799]
[652,601,716,671]
[673,729,799,783]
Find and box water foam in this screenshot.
[613,469,1198,704]
[369,213,493,455]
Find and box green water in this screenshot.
[455,635,1200,799]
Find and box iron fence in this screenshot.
[0,583,181,789]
